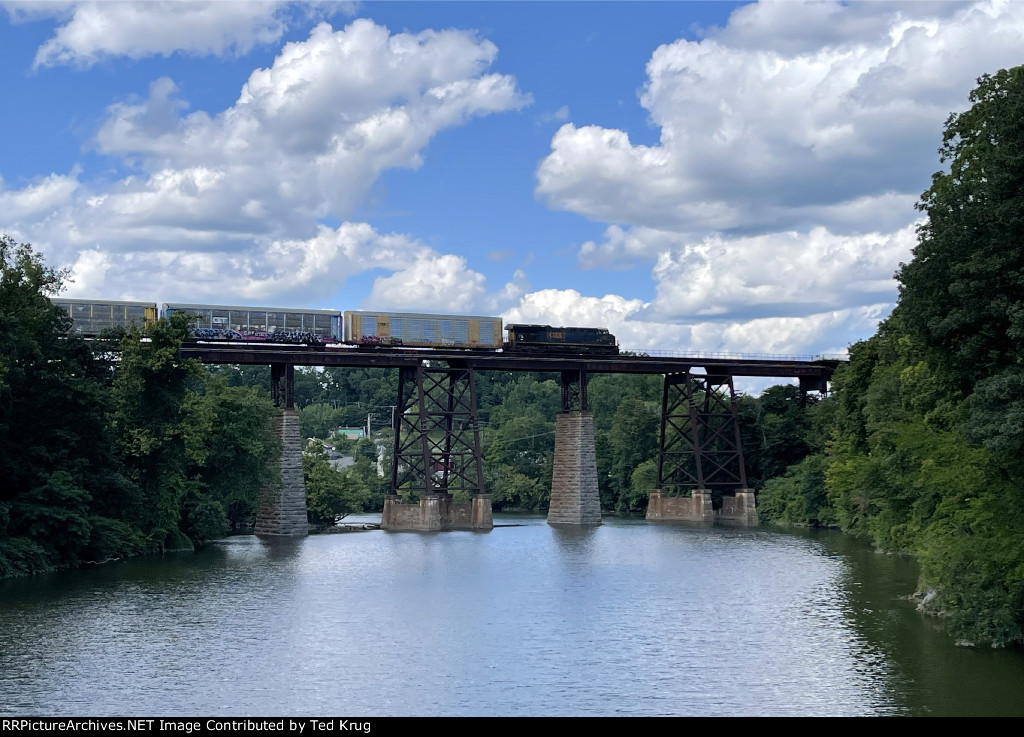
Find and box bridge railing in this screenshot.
[621,349,849,362]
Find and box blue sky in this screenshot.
[3,1,1024,367]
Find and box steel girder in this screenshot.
[390,363,485,498]
[270,363,294,409]
[656,372,747,495]
[560,369,589,412]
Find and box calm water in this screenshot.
[1,516,1023,717]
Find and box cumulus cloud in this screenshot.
[502,287,880,360]
[55,222,417,302]
[74,20,529,245]
[56,221,527,313]
[21,1,297,68]
[0,172,80,220]
[4,18,529,311]
[365,257,529,314]
[527,0,1024,358]
[646,224,917,321]
[537,0,1024,237]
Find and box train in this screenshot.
[50,298,620,355]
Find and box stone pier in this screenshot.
[255,408,309,536]
[547,411,601,526]
[381,493,493,531]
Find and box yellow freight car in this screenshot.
[344,311,503,349]
[52,298,158,335]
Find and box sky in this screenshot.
[3,0,1024,371]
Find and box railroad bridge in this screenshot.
[180,345,840,533]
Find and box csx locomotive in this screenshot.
[51,299,620,356]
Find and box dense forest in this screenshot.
[758,67,1024,647]
[0,235,278,576]
[3,65,1022,647]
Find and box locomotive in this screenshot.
[51,299,620,356]
[503,323,619,355]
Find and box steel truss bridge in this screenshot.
[181,344,840,502]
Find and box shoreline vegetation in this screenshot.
[3,66,1024,647]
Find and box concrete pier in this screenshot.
[719,488,758,526]
[255,409,309,536]
[547,411,602,526]
[646,489,714,524]
[646,488,759,527]
[381,493,493,531]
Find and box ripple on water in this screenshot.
[0,519,1021,716]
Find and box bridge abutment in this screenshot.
[255,408,309,536]
[548,410,602,526]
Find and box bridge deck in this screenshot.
[180,344,839,379]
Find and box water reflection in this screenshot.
[0,519,1022,716]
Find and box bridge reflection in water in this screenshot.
[180,344,839,534]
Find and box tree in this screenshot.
[0,236,122,571]
[303,444,370,525]
[182,375,277,535]
[897,66,1024,388]
[300,402,344,439]
[804,67,1024,645]
[109,313,201,548]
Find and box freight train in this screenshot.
[50,298,620,355]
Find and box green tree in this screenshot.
[300,402,344,439]
[182,375,277,536]
[0,236,127,571]
[109,313,201,549]
[303,444,370,525]
[796,67,1024,645]
[606,398,659,512]
[897,66,1024,388]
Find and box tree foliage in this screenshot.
[759,66,1024,646]
[303,444,370,525]
[0,237,277,575]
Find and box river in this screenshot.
[1,516,1022,717]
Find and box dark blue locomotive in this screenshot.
[504,324,619,355]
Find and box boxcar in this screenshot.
[504,324,619,355]
[163,303,343,344]
[52,298,158,336]
[344,311,503,349]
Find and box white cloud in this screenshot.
[365,257,530,315]
[536,0,1024,238]
[0,172,79,220]
[3,18,530,310]
[524,1,1024,361]
[579,225,693,270]
[69,20,529,245]
[502,287,878,360]
[26,1,296,68]
[647,224,917,321]
[57,222,431,305]
[364,254,488,313]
